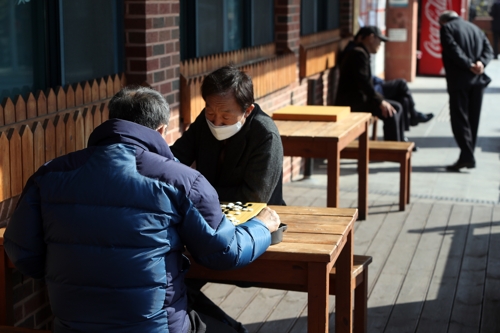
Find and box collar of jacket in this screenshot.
[88,118,175,159]
[354,42,370,56]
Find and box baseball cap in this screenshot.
[355,26,389,42]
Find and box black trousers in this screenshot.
[380,79,417,131]
[493,31,499,58]
[448,85,485,163]
[368,99,406,142]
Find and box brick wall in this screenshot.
[11,270,52,330]
[124,0,182,145]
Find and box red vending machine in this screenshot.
[418,0,467,75]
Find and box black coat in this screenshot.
[490,0,500,33]
[335,43,384,113]
[170,104,285,205]
[440,17,494,91]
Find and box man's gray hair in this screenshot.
[439,10,459,24]
[108,86,170,130]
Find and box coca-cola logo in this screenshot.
[423,0,447,58]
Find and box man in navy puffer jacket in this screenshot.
[4,86,281,333]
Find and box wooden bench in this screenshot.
[341,140,414,211]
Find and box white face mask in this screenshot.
[206,118,243,141]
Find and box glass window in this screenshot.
[181,0,274,60]
[300,0,340,36]
[0,1,45,99]
[0,0,123,101]
[61,0,124,85]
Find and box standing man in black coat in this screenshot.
[336,26,406,142]
[439,11,494,171]
[490,0,500,59]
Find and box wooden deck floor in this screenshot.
[200,187,500,333]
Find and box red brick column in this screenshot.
[275,0,301,55]
[124,0,181,141]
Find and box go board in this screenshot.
[220,202,267,225]
[271,105,351,122]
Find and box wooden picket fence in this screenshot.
[179,43,297,126]
[0,74,126,227]
[299,29,341,78]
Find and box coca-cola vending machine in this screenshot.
[418,0,467,75]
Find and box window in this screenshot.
[180,0,274,60]
[300,0,340,36]
[0,0,124,101]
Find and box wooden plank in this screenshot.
[74,84,83,106]
[99,78,107,100]
[101,103,109,122]
[416,204,472,333]
[46,89,57,114]
[14,96,26,122]
[36,90,47,116]
[55,86,66,111]
[106,76,114,98]
[64,113,76,154]
[92,105,102,129]
[0,132,11,201]
[235,288,288,333]
[272,106,350,122]
[0,104,3,126]
[480,205,500,332]
[32,122,45,170]
[218,287,260,320]
[26,93,37,120]
[7,129,22,197]
[448,205,493,332]
[73,110,85,151]
[91,79,99,102]
[83,108,93,146]
[54,115,66,157]
[257,291,308,333]
[366,202,431,332]
[384,203,453,332]
[2,99,15,126]
[83,82,92,104]
[43,118,56,162]
[19,125,34,188]
[66,84,75,109]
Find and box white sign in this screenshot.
[389,0,409,6]
[388,28,408,42]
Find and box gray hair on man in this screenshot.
[439,10,459,24]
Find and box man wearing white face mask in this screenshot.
[171,65,285,206]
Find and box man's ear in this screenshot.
[156,124,168,139]
[244,104,255,118]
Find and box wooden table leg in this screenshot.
[326,142,340,208]
[358,123,369,220]
[336,228,354,333]
[308,262,332,333]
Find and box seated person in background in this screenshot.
[171,65,285,205]
[4,86,281,333]
[338,28,433,132]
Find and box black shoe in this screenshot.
[446,160,476,172]
[410,112,434,126]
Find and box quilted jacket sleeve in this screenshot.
[4,176,46,279]
[176,174,271,270]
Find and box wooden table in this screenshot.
[186,206,357,333]
[275,111,372,220]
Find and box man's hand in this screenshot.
[380,100,396,118]
[470,61,484,75]
[256,207,281,233]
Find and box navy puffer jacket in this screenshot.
[4,119,271,333]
